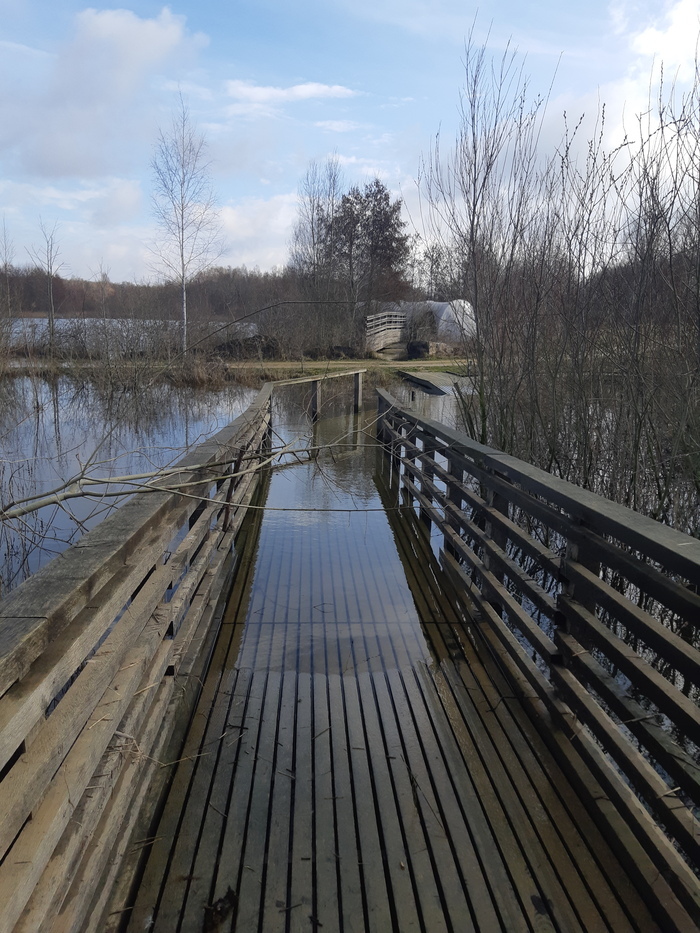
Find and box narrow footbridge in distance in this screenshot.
[0,370,698,932]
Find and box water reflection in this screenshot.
[0,373,451,596]
[0,376,256,593]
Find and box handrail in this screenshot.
[0,370,363,933]
[366,310,406,351]
[377,387,700,927]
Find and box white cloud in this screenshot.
[89,179,143,227]
[0,7,206,179]
[631,0,700,81]
[224,80,357,117]
[0,38,50,59]
[315,120,362,132]
[220,193,298,268]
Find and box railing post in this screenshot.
[419,439,436,529]
[558,519,602,627]
[445,452,464,559]
[484,467,510,613]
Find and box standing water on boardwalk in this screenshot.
[128,379,661,933]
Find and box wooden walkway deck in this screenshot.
[125,442,663,933]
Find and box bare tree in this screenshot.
[1,215,14,320]
[151,93,223,353]
[290,154,343,292]
[27,219,65,356]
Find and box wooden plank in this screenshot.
[556,630,700,804]
[101,532,242,932]
[356,663,443,932]
[0,454,258,780]
[130,601,254,930]
[408,485,557,664]
[463,577,700,929]
[192,658,269,931]
[221,665,283,932]
[308,666,342,931]
[15,524,238,932]
[0,610,168,933]
[562,560,700,685]
[174,664,255,931]
[0,501,233,867]
[287,668,315,932]
[559,595,700,746]
[123,609,246,928]
[548,654,700,865]
[43,677,175,933]
[259,664,299,931]
[0,395,269,699]
[335,654,394,930]
[427,619,661,933]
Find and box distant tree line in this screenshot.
[0,172,422,360]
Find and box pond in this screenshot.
[0,372,464,595]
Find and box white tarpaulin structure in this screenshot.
[380,300,476,342]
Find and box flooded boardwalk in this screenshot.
[127,420,660,933]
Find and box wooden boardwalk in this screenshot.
[126,447,663,933]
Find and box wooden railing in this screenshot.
[377,388,700,928]
[365,309,406,351]
[0,371,363,933]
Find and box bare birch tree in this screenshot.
[151,93,223,353]
[27,219,65,356]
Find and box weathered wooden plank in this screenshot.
[336,661,394,930]
[0,397,270,700]
[42,677,175,933]
[355,666,439,932]
[562,559,700,685]
[549,655,700,865]
[559,595,700,746]
[222,666,283,932]
[259,664,299,931]
[127,597,252,930]
[308,668,342,931]
[22,528,239,932]
[428,618,660,933]
[174,664,254,931]
[287,668,315,933]
[556,629,700,804]
[203,665,268,923]
[0,610,167,933]
[101,534,242,932]
[391,507,647,933]
[469,582,700,928]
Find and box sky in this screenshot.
[1,0,699,284]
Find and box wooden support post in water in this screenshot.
[310,379,320,422]
[353,371,363,413]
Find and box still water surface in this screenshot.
[0,374,462,594]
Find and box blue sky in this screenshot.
[1,0,698,283]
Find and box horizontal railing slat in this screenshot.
[555,630,700,803]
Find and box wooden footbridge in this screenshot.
[0,372,698,932]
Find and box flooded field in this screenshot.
[0,372,465,594]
